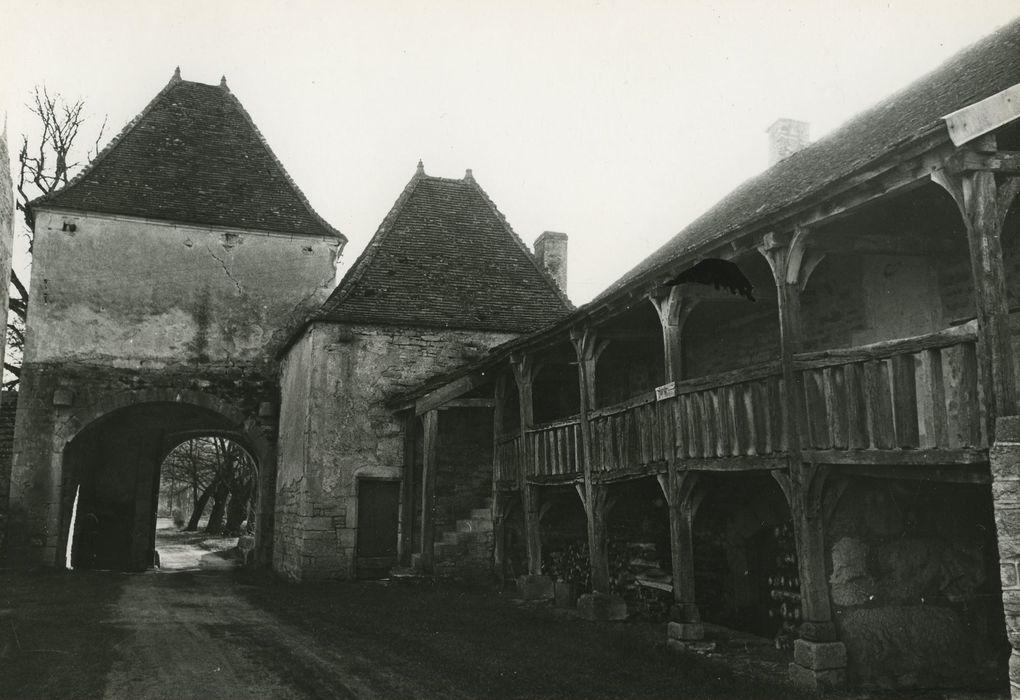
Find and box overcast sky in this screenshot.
[3,1,1018,304]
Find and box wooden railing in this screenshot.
[666,361,787,461]
[494,324,986,486]
[792,324,983,451]
[494,434,523,484]
[525,418,582,478]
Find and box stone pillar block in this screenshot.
[669,602,701,623]
[793,639,846,670]
[667,621,704,641]
[788,663,846,690]
[516,574,553,601]
[576,592,627,621]
[990,417,1020,697]
[1010,650,1020,700]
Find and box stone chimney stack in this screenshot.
[767,118,810,166]
[534,231,568,293]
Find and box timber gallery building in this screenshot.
[4,17,1020,695]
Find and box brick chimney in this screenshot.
[766,118,810,166]
[534,231,568,293]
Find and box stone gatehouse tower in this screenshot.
[6,70,344,569]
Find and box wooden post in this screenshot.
[511,354,543,576]
[399,411,417,566]
[660,468,702,642]
[570,326,612,593]
[419,409,438,573]
[492,375,507,581]
[761,231,845,688]
[649,287,696,383]
[934,137,1017,439]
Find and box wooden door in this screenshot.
[356,479,400,579]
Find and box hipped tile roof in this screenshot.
[314,167,572,332]
[32,72,343,241]
[594,16,1020,304]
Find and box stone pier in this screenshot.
[991,416,1020,700]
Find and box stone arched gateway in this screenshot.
[11,385,278,570]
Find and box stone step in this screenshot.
[456,518,493,533]
[470,507,493,520]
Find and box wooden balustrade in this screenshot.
[494,434,523,485]
[793,325,984,451]
[525,419,582,478]
[494,325,987,487]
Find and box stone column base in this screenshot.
[666,620,716,653]
[516,574,554,600]
[789,639,847,689]
[576,592,627,620]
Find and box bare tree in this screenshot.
[7,87,106,387]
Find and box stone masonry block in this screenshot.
[516,575,553,601]
[576,593,627,621]
[793,639,847,671]
[992,442,1020,479]
[996,509,1020,560]
[789,663,845,690]
[1004,563,1020,589]
[996,480,1020,506]
[667,622,705,641]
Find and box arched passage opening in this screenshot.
[155,435,259,570]
[61,401,265,572]
[692,471,794,642]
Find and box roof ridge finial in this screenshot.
[464,168,474,182]
[220,75,230,92]
[416,159,425,176]
[171,66,182,84]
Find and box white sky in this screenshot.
[3,1,1018,304]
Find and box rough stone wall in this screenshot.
[685,250,956,379]
[434,407,493,536]
[0,393,17,555]
[0,128,13,554]
[7,361,277,566]
[825,479,1006,689]
[596,340,664,408]
[0,128,13,384]
[274,322,517,580]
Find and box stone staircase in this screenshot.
[433,498,494,582]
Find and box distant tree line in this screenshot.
[160,436,258,536]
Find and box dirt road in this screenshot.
[2,564,816,700]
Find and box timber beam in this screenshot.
[414,372,489,415]
[946,149,1020,175]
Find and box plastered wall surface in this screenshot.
[27,209,340,365]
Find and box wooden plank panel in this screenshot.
[919,349,950,449]
[891,354,920,448]
[804,369,832,449]
[958,341,982,447]
[685,395,699,458]
[749,381,765,455]
[700,393,714,459]
[826,367,849,450]
[864,360,896,449]
[844,362,868,450]
[727,386,745,457]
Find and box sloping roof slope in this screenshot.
[32,72,343,240]
[594,16,1020,303]
[314,166,572,332]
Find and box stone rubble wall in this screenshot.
[6,360,276,566]
[274,322,517,581]
[825,479,1003,689]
